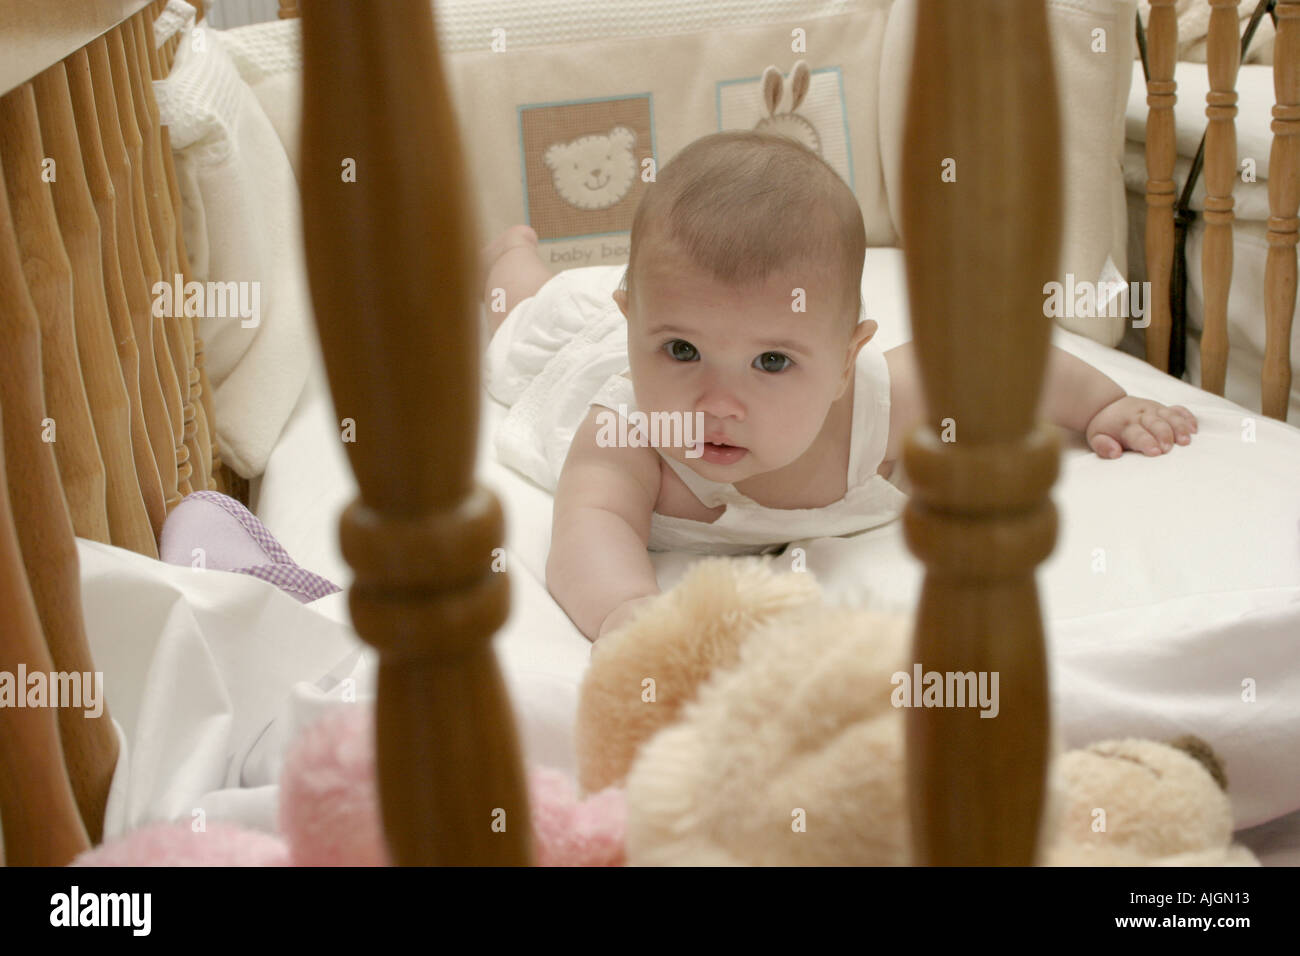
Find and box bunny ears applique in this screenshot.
[754,60,821,155]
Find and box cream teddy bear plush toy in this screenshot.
[577,558,1258,866]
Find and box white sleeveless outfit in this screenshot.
[484,265,909,555]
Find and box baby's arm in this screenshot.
[546,406,662,641]
[881,341,1196,460]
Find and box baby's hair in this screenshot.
[619,130,866,335]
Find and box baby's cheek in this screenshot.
[765,397,822,450]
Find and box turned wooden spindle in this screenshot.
[134,13,210,494]
[144,13,219,488]
[280,0,301,20]
[1145,0,1179,372]
[0,162,118,847]
[0,86,111,544]
[300,0,530,865]
[1200,0,1240,396]
[123,18,200,495]
[89,35,181,512]
[108,27,191,501]
[67,47,168,539]
[1265,0,1299,421]
[0,408,91,867]
[899,0,1060,865]
[32,63,158,557]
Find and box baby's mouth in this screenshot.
[696,441,748,465]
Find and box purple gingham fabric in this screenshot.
[230,562,342,604]
[178,491,341,603]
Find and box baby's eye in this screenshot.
[665,340,699,362]
[754,351,792,373]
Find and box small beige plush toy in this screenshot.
[575,557,823,796]
[576,557,1259,866]
[1043,736,1259,866]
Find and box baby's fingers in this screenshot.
[1142,412,1176,452]
[1122,421,1163,456]
[1165,405,1198,440]
[1158,408,1194,444]
[1089,432,1123,459]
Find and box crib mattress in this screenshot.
[85,249,1300,860]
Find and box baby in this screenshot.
[480,131,1198,642]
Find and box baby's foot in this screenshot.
[481,224,538,277]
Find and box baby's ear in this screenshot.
[837,319,877,396]
[612,287,630,319]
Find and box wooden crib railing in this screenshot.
[0,0,1289,867]
[1144,0,1299,421]
[0,0,221,862]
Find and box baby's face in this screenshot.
[613,251,875,483]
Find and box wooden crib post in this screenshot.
[1145,0,1179,372]
[899,0,1061,864]
[0,87,112,545]
[299,0,530,865]
[0,159,118,847]
[147,8,222,489]
[32,63,159,557]
[1201,0,1241,396]
[0,408,90,866]
[107,27,192,502]
[1265,0,1300,420]
[121,19,198,497]
[137,10,215,489]
[66,46,169,539]
[89,35,182,513]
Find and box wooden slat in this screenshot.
[899,0,1059,865]
[0,406,90,867]
[32,62,158,557]
[143,11,221,490]
[0,0,153,97]
[279,0,301,19]
[0,159,118,847]
[1145,0,1178,373]
[1200,0,1240,396]
[67,46,168,540]
[299,0,529,865]
[107,27,191,503]
[1266,0,1300,420]
[121,19,196,498]
[0,86,111,543]
[130,13,210,491]
[89,35,181,513]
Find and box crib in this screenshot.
[0,0,1297,867]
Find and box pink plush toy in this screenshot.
[73,707,626,866]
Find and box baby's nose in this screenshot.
[696,384,745,421]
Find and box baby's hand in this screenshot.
[1085,396,1197,459]
[597,593,660,642]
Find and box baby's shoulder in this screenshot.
[555,404,662,520]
